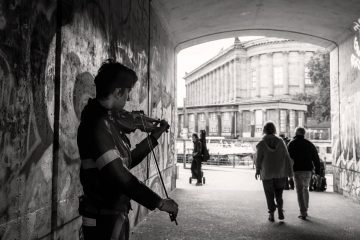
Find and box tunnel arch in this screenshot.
[151,0,360,52]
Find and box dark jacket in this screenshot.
[77,98,161,212]
[192,139,203,160]
[287,135,320,174]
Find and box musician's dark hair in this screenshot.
[94,59,138,99]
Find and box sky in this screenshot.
[176,36,264,107]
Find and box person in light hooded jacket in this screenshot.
[255,122,294,222]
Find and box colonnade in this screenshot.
[179,109,306,138]
[185,51,313,107]
[186,59,238,106]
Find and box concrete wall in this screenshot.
[0,0,176,239]
[331,20,360,203]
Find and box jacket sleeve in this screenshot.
[255,143,263,171]
[130,135,158,169]
[310,142,321,175]
[282,141,294,177]
[92,119,162,210]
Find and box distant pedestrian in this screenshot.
[255,122,294,222]
[288,127,320,220]
[191,133,203,186]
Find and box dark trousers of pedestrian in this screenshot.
[191,158,202,183]
[81,212,129,240]
[262,178,286,213]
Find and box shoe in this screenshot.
[298,212,308,220]
[268,212,275,222]
[195,182,202,186]
[278,209,285,220]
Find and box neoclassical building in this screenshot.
[178,37,326,139]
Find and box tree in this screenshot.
[294,51,330,122]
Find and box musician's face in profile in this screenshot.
[113,88,131,110]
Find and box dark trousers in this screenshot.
[191,158,202,183]
[262,178,286,213]
[81,213,129,240]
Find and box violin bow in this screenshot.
[139,115,178,225]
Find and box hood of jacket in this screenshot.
[261,134,283,152]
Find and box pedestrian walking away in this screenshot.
[191,133,203,186]
[288,126,320,220]
[77,59,178,239]
[255,122,294,222]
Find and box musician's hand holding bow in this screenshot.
[150,119,170,140]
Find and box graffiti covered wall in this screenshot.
[0,0,176,239]
[331,18,360,203]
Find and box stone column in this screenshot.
[192,81,195,106]
[187,83,192,106]
[217,113,222,136]
[236,110,243,138]
[210,70,216,104]
[200,78,202,105]
[298,111,305,127]
[299,51,305,94]
[231,60,235,101]
[221,65,225,103]
[196,79,199,105]
[256,55,261,97]
[268,53,274,96]
[262,109,267,126]
[283,52,289,95]
[280,109,287,135]
[239,57,246,99]
[207,75,209,104]
[226,63,231,102]
[250,110,255,137]
[218,67,222,104]
[289,110,296,136]
[215,69,219,103]
[246,58,251,98]
[194,113,198,133]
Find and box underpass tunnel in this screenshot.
[0,0,360,238]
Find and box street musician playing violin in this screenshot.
[77,59,178,240]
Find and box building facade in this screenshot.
[178,38,325,139]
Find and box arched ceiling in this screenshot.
[151,0,360,51]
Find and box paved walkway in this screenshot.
[131,165,360,240]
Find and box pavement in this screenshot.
[130,165,360,240]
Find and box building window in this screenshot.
[210,113,217,120]
[273,67,283,85]
[305,67,312,84]
[223,112,230,120]
[251,69,257,88]
[326,147,332,154]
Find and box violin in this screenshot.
[114,109,177,225]
[114,110,169,134]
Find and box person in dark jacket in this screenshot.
[191,133,203,186]
[77,59,178,239]
[255,122,293,222]
[287,127,320,220]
